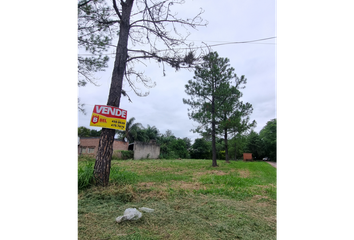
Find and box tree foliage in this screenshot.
[169,139,188,158]
[259,118,276,161]
[190,138,211,159]
[116,117,143,142]
[183,51,242,166]
[181,137,192,149]
[78,126,102,137]
[78,0,113,113]
[214,72,256,163]
[244,130,264,159]
[135,125,160,143]
[78,0,111,86]
[157,130,189,159]
[228,134,247,160]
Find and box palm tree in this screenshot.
[135,128,149,143]
[145,125,160,141]
[135,125,160,143]
[116,117,143,143]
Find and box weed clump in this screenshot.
[78,162,138,191]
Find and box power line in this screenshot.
[78,36,276,56]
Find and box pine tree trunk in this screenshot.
[224,128,230,163]
[94,0,134,186]
[211,97,218,167]
[94,128,115,186]
[211,122,217,167]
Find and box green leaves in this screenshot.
[259,119,277,161]
[244,130,265,159]
[183,51,256,162]
[78,126,102,137]
[190,138,211,159]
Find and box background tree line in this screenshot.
[78,117,276,161]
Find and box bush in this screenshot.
[112,150,134,160]
[159,151,179,159]
[219,150,225,160]
[122,150,133,159]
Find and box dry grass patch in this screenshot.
[137,189,169,201]
[254,183,276,189]
[237,169,250,178]
[173,169,193,175]
[193,170,229,177]
[264,215,277,225]
[249,184,277,198]
[138,182,156,188]
[155,167,174,171]
[137,180,208,191]
[176,181,205,190]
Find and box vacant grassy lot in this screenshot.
[78,158,276,240]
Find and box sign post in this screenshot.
[89,105,127,130]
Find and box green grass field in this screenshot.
[78,158,276,240]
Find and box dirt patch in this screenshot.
[210,170,229,175]
[249,195,276,208]
[254,184,274,189]
[138,189,169,200]
[174,170,192,175]
[137,181,206,191]
[237,169,250,178]
[252,194,267,199]
[138,182,155,188]
[193,170,229,177]
[264,215,276,225]
[179,181,205,190]
[155,167,174,171]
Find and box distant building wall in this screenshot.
[243,153,253,161]
[79,137,128,157]
[133,141,160,160]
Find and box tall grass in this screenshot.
[78,161,138,190]
[78,162,94,190]
[110,166,139,185]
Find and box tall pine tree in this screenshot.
[216,74,256,163]
[184,52,240,167]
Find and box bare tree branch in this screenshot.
[78,0,94,8]
[113,0,123,20]
[78,70,100,86]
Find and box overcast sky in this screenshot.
[78,0,276,142]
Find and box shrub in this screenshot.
[121,150,133,159]
[219,150,225,159]
[159,151,179,159]
[112,150,134,160]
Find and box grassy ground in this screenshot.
[78,158,276,240]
